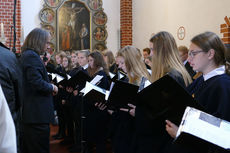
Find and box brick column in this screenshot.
[0,0,21,53]
[120,0,132,48]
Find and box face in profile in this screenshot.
[88,56,94,68]
[116,56,127,73]
[149,42,154,56]
[188,43,209,73]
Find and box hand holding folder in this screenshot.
[82,79,139,109]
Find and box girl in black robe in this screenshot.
[84,51,110,153]
[166,32,230,153]
[134,31,192,153]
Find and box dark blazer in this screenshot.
[0,46,22,121]
[20,50,54,124]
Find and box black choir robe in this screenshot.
[84,70,110,153]
[135,69,189,153]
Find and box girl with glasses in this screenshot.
[166,32,230,153]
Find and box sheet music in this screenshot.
[105,82,115,101]
[144,79,151,88]
[138,77,151,92]
[176,107,230,149]
[80,75,103,93]
[119,73,124,79]
[51,73,56,80]
[67,74,71,80]
[83,81,107,96]
[55,74,65,83]
[109,72,115,79]
[90,75,103,85]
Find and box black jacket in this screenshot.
[0,46,22,121]
[20,50,54,124]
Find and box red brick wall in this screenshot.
[221,16,230,44]
[120,0,132,48]
[0,0,21,53]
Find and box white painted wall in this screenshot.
[21,0,120,53]
[103,0,120,52]
[133,0,230,50]
[21,0,44,37]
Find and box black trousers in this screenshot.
[22,123,50,153]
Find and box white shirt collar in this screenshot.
[82,64,88,70]
[183,60,188,65]
[203,65,225,81]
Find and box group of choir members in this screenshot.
[46,30,230,153]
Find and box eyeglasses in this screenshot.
[188,50,205,58]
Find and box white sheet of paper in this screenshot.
[55,74,65,83]
[80,75,103,93]
[109,72,115,79]
[83,81,107,96]
[176,107,230,149]
[51,73,56,80]
[90,75,103,85]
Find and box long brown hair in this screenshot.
[150,31,192,86]
[117,46,151,85]
[21,28,49,55]
[104,50,115,67]
[87,51,109,77]
[191,31,230,75]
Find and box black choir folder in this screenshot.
[83,80,139,108]
[65,70,91,88]
[137,74,204,125]
[48,69,91,88]
[175,107,230,153]
[107,80,139,108]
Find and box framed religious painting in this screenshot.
[94,43,106,51]
[88,0,102,11]
[39,8,55,24]
[57,1,91,51]
[93,27,107,41]
[40,0,108,54]
[93,11,107,26]
[45,0,63,8]
[42,24,55,40]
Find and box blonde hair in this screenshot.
[117,46,151,85]
[150,31,192,86]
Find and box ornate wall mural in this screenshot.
[40,0,107,54]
